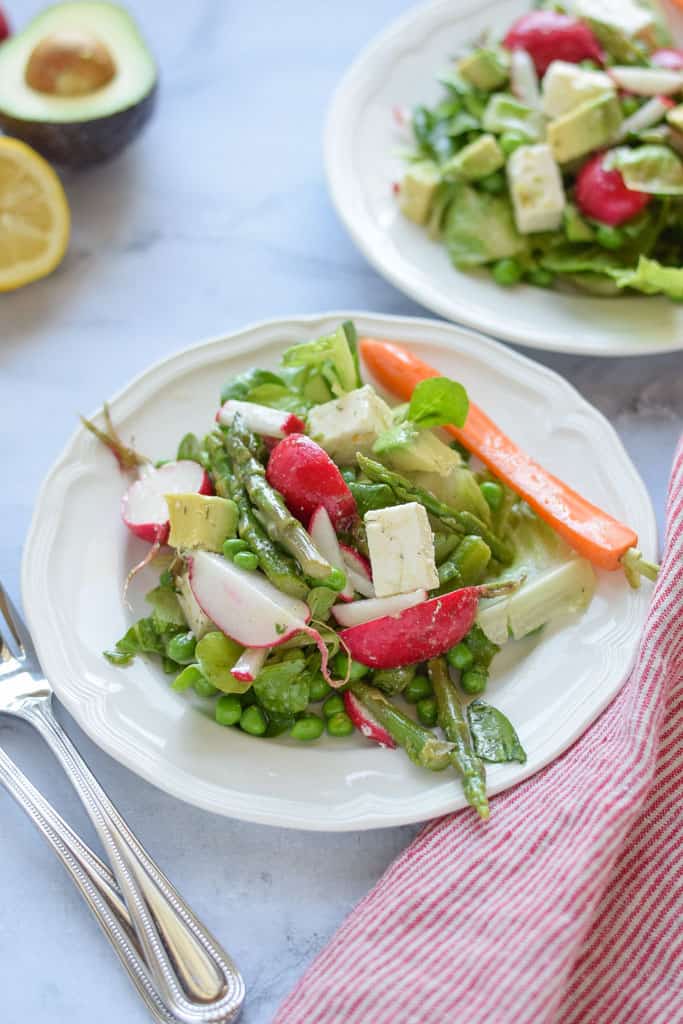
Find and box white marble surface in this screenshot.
[0,1,682,1022]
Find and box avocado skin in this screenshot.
[0,82,157,167]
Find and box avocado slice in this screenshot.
[0,2,157,167]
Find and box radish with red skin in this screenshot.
[121,461,212,544]
[231,647,267,684]
[503,11,603,77]
[188,551,342,685]
[266,433,358,530]
[216,399,305,438]
[343,690,396,749]
[338,584,522,668]
[308,506,353,601]
[332,589,427,629]
[0,7,9,42]
[652,49,683,71]
[340,544,375,598]
[575,152,651,226]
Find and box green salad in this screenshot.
[87,322,604,820]
[397,1,683,299]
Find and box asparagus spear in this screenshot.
[428,657,489,820]
[349,681,455,771]
[206,437,309,600]
[356,455,514,565]
[223,418,341,584]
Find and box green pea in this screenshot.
[215,694,242,726]
[461,667,488,695]
[223,538,249,559]
[527,268,554,288]
[172,665,203,692]
[233,550,259,571]
[331,652,369,682]
[193,676,219,698]
[446,642,474,672]
[596,225,624,251]
[290,714,324,741]
[166,631,197,666]
[324,567,347,592]
[404,675,433,704]
[479,481,503,512]
[323,694,346,718]
[500,131,526,157]
[416,697,438,728]
[309,673,332,702]
[326,711,354,737]
[240,705,267,736]
[479,170,505,194]
[492,258,523,287]
[621,95,640,118]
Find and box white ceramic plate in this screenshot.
[22,313,656,830]
[325,0,683,356]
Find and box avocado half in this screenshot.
[0,2,157,167]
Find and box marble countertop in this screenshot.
[1,1,682,1021]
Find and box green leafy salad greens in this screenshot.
[93,321,599,820]
[397,1,683,300]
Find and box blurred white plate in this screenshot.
[325,0,683,356]
[22,313,656,829]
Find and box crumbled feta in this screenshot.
[542,61,614,119]
[365,502,439,597]
[306,386,393,465]
[506,144,566,234]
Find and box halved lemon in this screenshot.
[0,136,70,291]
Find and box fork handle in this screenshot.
[0,745,183,1024]
[21,698,244,1024]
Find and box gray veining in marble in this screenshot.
[0,2,682,1022]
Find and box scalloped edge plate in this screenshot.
[22,313,656,829]
[325,0,683,356]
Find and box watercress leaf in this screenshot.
[407,377,469,429]
[467,699,526,763]
[307,586,338,622]
[145,585,186,628]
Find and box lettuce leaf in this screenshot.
[282,325,359,397]
[615,256,683,299]
[608,145,683,196]
[444,185,526,267]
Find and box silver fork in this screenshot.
[0,582,245,1024]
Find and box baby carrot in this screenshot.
[360,337,657,585]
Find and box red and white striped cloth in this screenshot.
[276,439,683,1024]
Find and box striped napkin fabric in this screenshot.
[276,439,683,1024]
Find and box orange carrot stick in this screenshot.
[360,337,655,580]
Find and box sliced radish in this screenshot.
[339,587,480,668]
[188,550,310,648]
[332,589,426,629]
[609,66,683,97]
[510,49,541,109]
[652,49,683,72]
[231,647,268,683]
[188,550,342,685]
[216,399,304,438]
[616,96,676,140]
[308,507,353,601]
[340,544,375,599]
[266,434,358,530]
[343,691,396,749]
[122,461,211,544]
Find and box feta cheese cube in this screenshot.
[306,386,393,465]
[571,0,656,43]
[506,144,566,234]
[365,502,439,597]
[542,61,614,119]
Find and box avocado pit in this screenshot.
[25,30,116,97]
